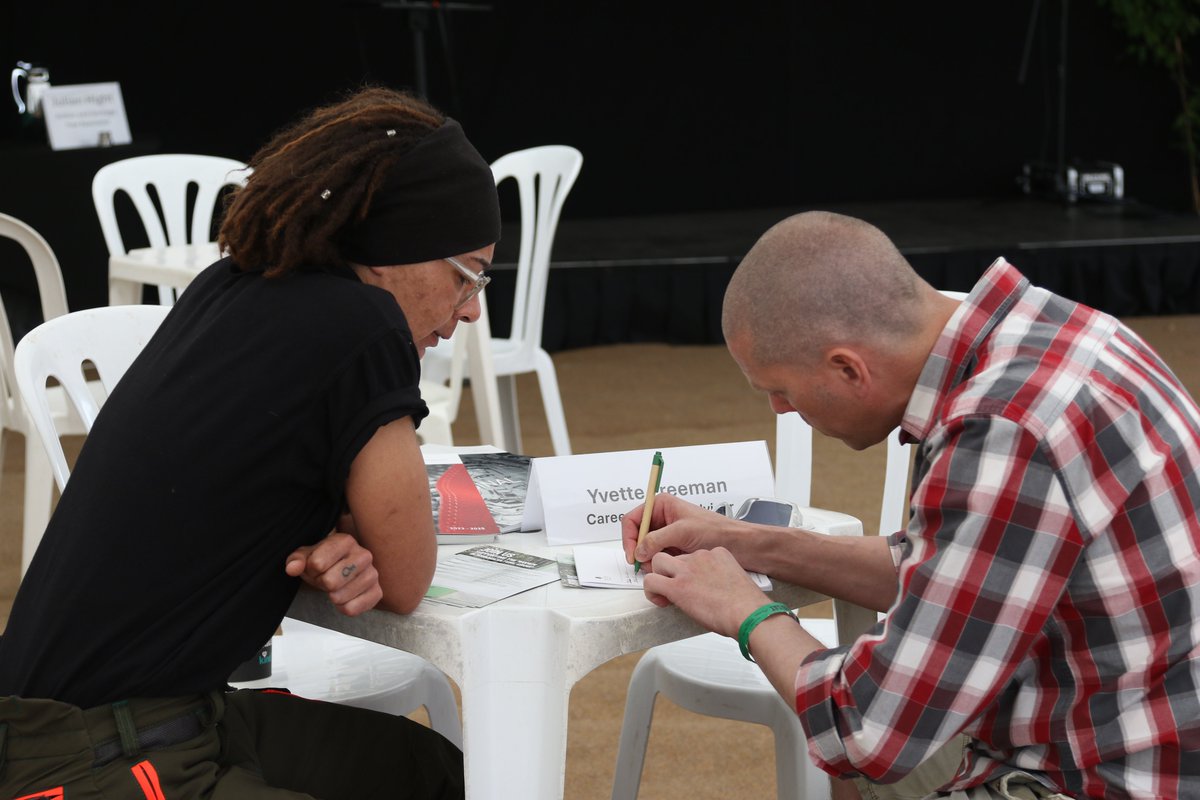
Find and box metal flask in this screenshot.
[12,60,51,119]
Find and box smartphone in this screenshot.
[715,497,804,528]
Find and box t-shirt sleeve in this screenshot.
[325,326,429,497]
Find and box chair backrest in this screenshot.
[773,412,814,508]
[774,289,969,536]
[13,305,170,490]
[417,312,474,445]
[489,145,582,359]
[417,293,508,449]
[775,412,912,538]
[0,213,71,434]
[430,313,471,424]
[92,154,249,304]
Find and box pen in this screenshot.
[633,451,664,574]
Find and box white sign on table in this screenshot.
[521,441,775,546]
[42,82,132,151]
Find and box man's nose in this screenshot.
[769,394,795,415]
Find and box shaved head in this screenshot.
[723,211,930,368]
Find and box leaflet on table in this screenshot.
[571,541,772,590]
[423,448,533,544]
[520,441,775,546]
[424,545,559,608]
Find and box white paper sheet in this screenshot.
[425,546,560,608]
[571,542,772,590]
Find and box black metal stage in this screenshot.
[485,196,1200,352]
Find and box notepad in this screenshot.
[572,542,772,590]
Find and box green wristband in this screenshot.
[737,602,799,662]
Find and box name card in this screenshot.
[521,441,775,546]
[42,82,132,151]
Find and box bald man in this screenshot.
[622,212,1200,799]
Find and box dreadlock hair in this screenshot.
[219,86,445,278]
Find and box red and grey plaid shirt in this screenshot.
[795,259,1200,799]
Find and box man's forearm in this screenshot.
[736,526,899,613]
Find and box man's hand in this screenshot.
[621,493,748,571]
[626,492,902,615]
[285,526,382,617]
[642,547,772,637]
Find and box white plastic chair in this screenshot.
[0,213,104,576]
[13,305,171,490]
[775,411,913,540]
[92,154,248,305]
[229,618,463,747]
[422,145,582,455]
[417,293,507,450]
[13,306,463,747]
[869,291,965,537]
[417,346,462,446]
[610,414,913,800]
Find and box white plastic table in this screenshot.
[287,516,877,800]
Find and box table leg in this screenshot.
[458,608,573,800]
[833,598,878,648]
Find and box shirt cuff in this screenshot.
[794,647,855,774]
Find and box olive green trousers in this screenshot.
[0,689,464,799]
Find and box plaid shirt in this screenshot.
[795,259,1200,799]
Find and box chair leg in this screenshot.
[533,349,571,456]
[418,665,464,750]
[497,374,523,454]
[21,433,54,576]
[771,705,830,800]
[610,657,662,800]
[0,429,6,502]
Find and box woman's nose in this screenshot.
[456,293,483,324]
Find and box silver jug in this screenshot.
[12,61,51,118]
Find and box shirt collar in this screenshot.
[898,258,1029,443]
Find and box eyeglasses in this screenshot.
[445,256,491,310]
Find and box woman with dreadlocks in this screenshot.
[0,87,496,799]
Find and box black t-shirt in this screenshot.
[0,258,428,708]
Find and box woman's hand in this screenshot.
[286,529,383,616]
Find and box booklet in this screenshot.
[424,545,560,608]
[425,450,533,544]
[571,541,773,590]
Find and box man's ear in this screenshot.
[825,347,871,394]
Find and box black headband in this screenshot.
[339,118,501,266]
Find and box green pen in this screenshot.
[633,451,664,574]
